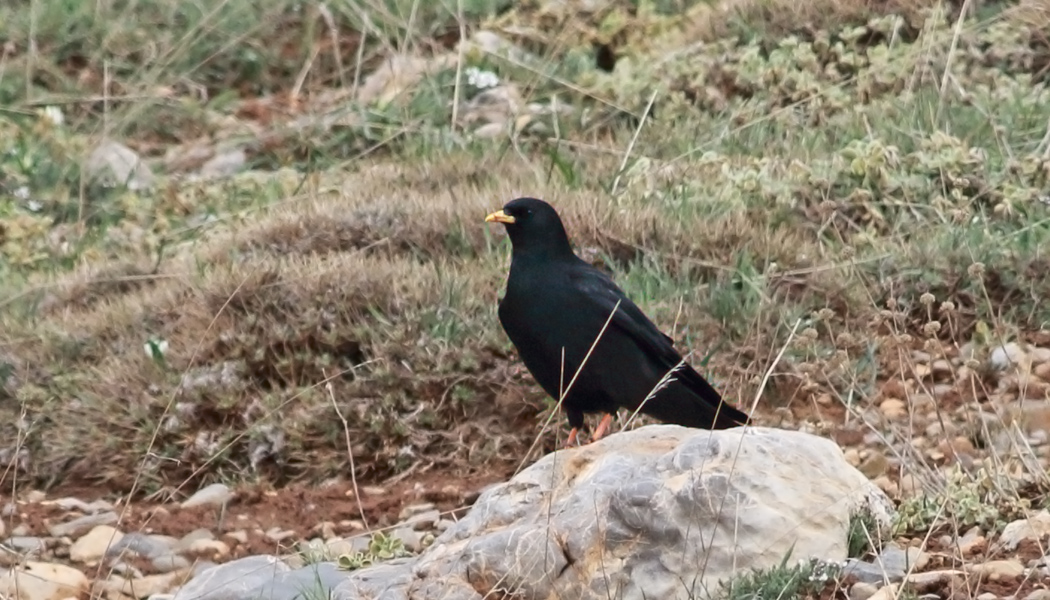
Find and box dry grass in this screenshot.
[0,7,1049,577]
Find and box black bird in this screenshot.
[485,197,749,447]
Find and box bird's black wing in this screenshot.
[567,262,731,408]
[567,264,688,368]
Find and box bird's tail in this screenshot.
[643,365,750,429]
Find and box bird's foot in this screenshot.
[564,427,581,449]
[590,414,614,443]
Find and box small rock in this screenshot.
[879,399,907,420]
[85,139,155,191]
[43,498,114,514]
[859,453,889,479]
[931,360,953,375]
[976,593,997,600]
[223,531,248,545]
[404,509,442,531]
[843,448,861,467]
[1031,347,1050,364]
[899,474,922,497]
[264,528,296,543]
[109,533,175,559]
[867,583,899,600]
[849,581,879,600]
[185,539,229,559]
[175,529,215,551]
[48,511,118,537]
[70,525,124,563]
[1025,589,1050,600]
[906,569,965,591]
[4,536,47,554]
[180,484,233,509]
[1035,362,1050,380]
[998,510,1050,550]
[197,148,247,180]
[966,559,1024,579]
[958,527,985,556]
[150,553,192,573]
[24,491,46,503]
[872,476,898,497]
[106,569,191,600]
[0,561,89,600]
[990,342,1028,370]
[390,527,423,553]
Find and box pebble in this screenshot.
[5,536,48,554]
[69,525,124,563]
[48,511,118,537]
[966,559,1025,579]
[43,497,114,514]
[398,503,436,521]
[990,342,1028,370]
[180,483,233,509]
[0,560,89,600]
[1025,590,1050,600]
[849,581,879,600]
[899,474,922,497]
[151,552,192,573]
[879,398,907,420]
[867,583,899,600]
[859,453,889,478]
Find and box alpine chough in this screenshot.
[485,197,750,446]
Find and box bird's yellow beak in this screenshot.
[485,210,515,224]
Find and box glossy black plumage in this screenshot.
[485,197,749,445]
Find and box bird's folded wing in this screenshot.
[568,267,681,363]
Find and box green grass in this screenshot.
[0,0,1049,513]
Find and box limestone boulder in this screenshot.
[333,425,894,600]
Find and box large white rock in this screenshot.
[333,425,894,600]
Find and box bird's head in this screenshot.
[485,197,574,260]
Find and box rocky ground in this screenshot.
[3,336,1050,600]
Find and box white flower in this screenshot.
[40,106,64,127]
[14,186,30,200]
[27,200,42,212]
[144,338,169,359]
[465,66,500,90]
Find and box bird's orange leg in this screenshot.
[590,413,614,443]
[565,427,580,448]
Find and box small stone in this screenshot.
[43,498,114,514]
[976,593,997,600]
[849,581,879,600]
[1035,362,1050,380]
[150,553,192,573]
[405,510,442,531]
[931,360,953,375]
[70,525,124,563]
[24,491,46,503]
[224,530,248,545]
[390,527,423,553]
[859,453,889,479]
[958,526,985,556]
[264,528,296,543]
[185,539,229,559]
[1024,589,1050,600]
[399,503,436,521]
[175,529,215,551]
[48,512,118,537]
[109,533,175,559]
[1030,347,1050,364]
[106,569,191,600]
[844,448,861,467]
[880,398,907,420]
[180,484,232,509]
[899,474,922,497]
[990,342,1028,370]
[873,476,898,497]
[967,559,1024,579]
[906,569,965,591]
[0,561,89,600]
[868,584,899,600]
[5,536,47,554]
[999,511,1050,550]
[85,139,155,190]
